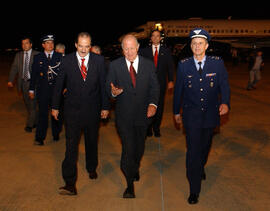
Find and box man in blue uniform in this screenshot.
[29,35,63,145]
[173,28,230,204]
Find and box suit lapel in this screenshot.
[85,52,94,83]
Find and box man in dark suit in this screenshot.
[52,32,110,195]
[29,35,63,145]
[173,28,230,204]
[140,29,174,137]
[106,34,159,198]
[8,37,39,132]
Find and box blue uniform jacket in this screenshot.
[30,52,62,99]
[173,56,230,128]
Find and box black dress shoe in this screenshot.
[24,126,32,133]
[188,193,199,204]
[89,171,98,179]
[123,184,135,198]
[133,172,140,182]
[34,140,44,146]
[154,131,161,137]
[53,135,59,141]
[59,185,77,195]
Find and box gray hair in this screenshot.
[121,34,139,49]
[55,43,65,50]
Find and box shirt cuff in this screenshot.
[149,103,157,108]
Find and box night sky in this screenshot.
[1,3,270,52]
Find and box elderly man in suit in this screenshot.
[106,34,159,198]
[52,32,110,195]
[8,37,39,132]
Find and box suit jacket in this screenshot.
[173,56,230,128]
[8,49,39,92]
[106,56,159,127]
[52,52,110,125]
[139,45,174,93]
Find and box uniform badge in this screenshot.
[206,73,216,77]
[39,62,43,64]
[210,82,214,87]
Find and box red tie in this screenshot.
[129,61,136,87]
[81,58,87,80]
[154,46,158,67]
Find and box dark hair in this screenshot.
[151,29,161,36]
[76,32,92,43]
[21,37,32,44]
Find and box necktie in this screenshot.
[48,53,51,60]
[23,52,30,80]
[129,61,136,87]
[154,46,158,67]
[81,58,87,80]
[198,61,202,75]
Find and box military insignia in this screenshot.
[210,82,214,87]
[206,73,216,77]
[188,75,193,78]
[40,72,43,76]
[194,29,202,35]
[188,84,192,88]
[39,62,43,64]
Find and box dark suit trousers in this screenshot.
[36,92,61,141]
[117,123,147,186]
[21,80,37,128]
[62,119,99,186]
[185,127,214,194]
[149,86,166,133]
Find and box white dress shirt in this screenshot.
[125,56,139,73]
[152,44,160,56]
[76,52,89,69]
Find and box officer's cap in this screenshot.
[189,28,211,41]
[42,34,54,42]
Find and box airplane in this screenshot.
[122,18,270,49]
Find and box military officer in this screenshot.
[29,35,63,145]
[173,28,230,204]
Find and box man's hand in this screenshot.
[174,114,182,125]
[29,92,35,100]
[168,81,174,90]
[7,82,14,88]
[219,104,229,116]
[111,82,123,96]
[147,104,157,118]
[52,109,59,120]
[101,110,109,119]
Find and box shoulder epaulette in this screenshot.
[209,56,221,60]
[180,57,192,63]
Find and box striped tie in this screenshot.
[23,52,30,81]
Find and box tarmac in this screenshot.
[0,55,269,211]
